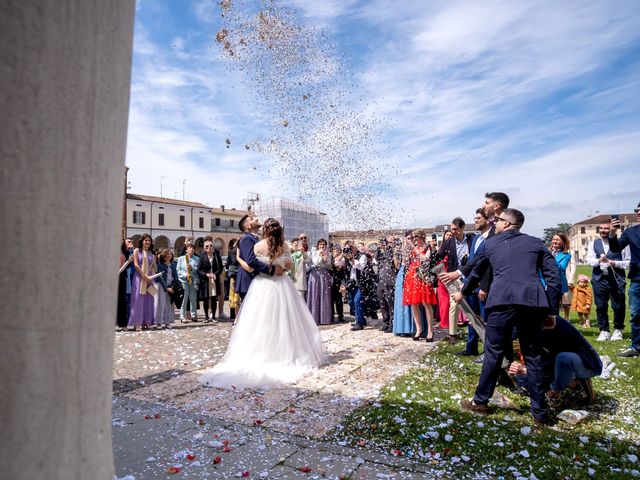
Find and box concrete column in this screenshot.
[0,2,135,479]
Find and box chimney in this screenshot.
[221,205,225,212]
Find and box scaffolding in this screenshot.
[252,196,329,246]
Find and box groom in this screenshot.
[235,213,285,302]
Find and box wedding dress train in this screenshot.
[199,254,327,389]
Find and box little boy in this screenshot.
[571,274,593,327]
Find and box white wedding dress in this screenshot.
[199,252,328,389]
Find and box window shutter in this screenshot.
[142,212,146,224]
[132,211,136,223]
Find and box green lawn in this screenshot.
[328,265,639,479]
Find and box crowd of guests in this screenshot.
[117,235,240,331]
[116,194,640,424]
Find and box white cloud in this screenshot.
[128,0,640,236]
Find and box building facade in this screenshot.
[125,194,248,256]
[251,197,329,247]
[568,213,638,264]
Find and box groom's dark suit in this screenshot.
[235,232,275,300]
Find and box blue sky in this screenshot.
[127,0,640,235]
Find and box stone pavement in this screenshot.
[113,311,441,479]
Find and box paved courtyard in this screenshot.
[112,308,445,479]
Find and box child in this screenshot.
[571,274,593,327]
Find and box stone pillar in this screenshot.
[0,1,135,478]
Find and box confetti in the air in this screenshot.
[213,0,406,230]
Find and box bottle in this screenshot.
[600,254,609,274]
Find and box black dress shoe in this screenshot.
[456,350,479,356]
[351,324,364,331]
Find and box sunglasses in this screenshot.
[635,208,640,214]
[299,236,308,240]
[494,217,509,223]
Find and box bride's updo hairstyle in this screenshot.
[263,217,284,261]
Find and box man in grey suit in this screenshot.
[452,208,561,425]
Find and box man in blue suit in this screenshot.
[452,208,561,425]
[235,213,283,302]
[610,202,640,357]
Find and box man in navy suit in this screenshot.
[610,202,640,357]
[235,213,284,302]
[452,208,561,425]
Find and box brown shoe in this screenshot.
[534,416,552,429]
[448,334,458,344]
[460,399,490,415]
[578,378,595,404]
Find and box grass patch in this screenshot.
[327,265,639,479]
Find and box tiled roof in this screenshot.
[127,194,211,209]
[211,207,249,215]
[572,213,637,226]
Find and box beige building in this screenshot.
[126,194,249,256]
[209,205,250,255]
[568,213,638,264]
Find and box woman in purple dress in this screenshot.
[128,234,157,330]
[307,239,333,325]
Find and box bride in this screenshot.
[199,218,327,389]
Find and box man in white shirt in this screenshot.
[586,221,631,341]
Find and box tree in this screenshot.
[542,223,573,244]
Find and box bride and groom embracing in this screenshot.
[199,214,327,389]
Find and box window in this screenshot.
[179,215,185,227]
[158,213,164,226]
[133,211,145,224]
[215,218,221,226]
[595,226,600,233]
[230,219,235,227]
[581,238,587,245]
[199,217,204,229]
[580,227,586,234]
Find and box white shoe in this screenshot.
[611,329,624,341]
[596,331,611,342]
[218,312,228,319]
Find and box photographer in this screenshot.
[508,316,602,408]
[340,246,367,331]
[376,235,398,332]
[330,245,347,323]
